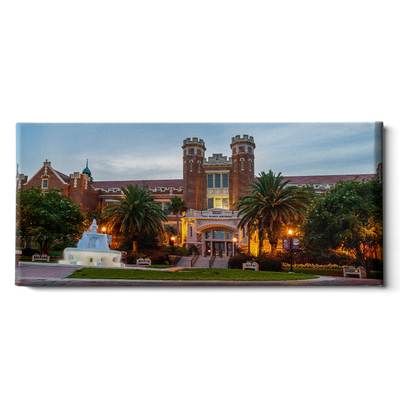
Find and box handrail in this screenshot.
[190,254,199,268]
[209,255,216,268]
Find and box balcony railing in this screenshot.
[185,209,239,219]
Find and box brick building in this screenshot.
[18,135,378,255]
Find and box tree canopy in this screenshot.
[101,184,167,252]
[301,178,382,274]
[236,170,311,256]
[16,187,84,254]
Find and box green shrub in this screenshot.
[188,244,199,255]
[161,246,190,256]
[257,254,282,272]
[369,258,383,271]
[126,251,147,264]
[277,250,355,266]
[21,248,41,257]
[228,253,252,269]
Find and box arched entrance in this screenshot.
[199,224,237,257]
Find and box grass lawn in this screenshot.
[282,267,383,280]
[67,267,319,281]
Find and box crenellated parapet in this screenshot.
[230,134,256,155]
[204,153,232,165]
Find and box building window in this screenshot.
[189,160,193,172]
[249,159,252,172]
[222,174,228,188]
[190,226,193,237]
[225,231,232,239]
[198,161,201,173]
[215,174,221,188]
[240,158,244,171]
[207,174,213,188]
[42,179,48,189]
[205,230,211,239]
[242,227,246,238]
[234,160,236,172]
[207,173,229,188]
[213,230,225,240]
[207,197,229,210]
[163,203,173,216]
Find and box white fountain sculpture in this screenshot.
[59,219,123,267]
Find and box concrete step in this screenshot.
[211,256,229,269]
[175,256,192,267]
[192,256,210,268]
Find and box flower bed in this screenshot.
[282,262,346,269]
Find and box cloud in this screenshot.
[94,153,183,180]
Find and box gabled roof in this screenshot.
[283,173,376,186]
[92,179,184,191]
[54,170,70,184]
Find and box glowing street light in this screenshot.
[233,236,238,255]
[288,228,294,273]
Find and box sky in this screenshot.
[16,122,382,182]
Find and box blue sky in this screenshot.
[16,122,382,181]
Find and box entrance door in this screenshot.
[227,242,233,256]
[213,242,225,256]
[205,241,211,256]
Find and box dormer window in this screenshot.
[42,179,48,189]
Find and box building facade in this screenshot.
[18,136,379,255]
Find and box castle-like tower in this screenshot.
[230,134,256,207]
[182,137,206,210]
[182,135,256,212]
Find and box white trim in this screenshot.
[49,166,69,184]
[205,170,230,174]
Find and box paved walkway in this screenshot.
[15,262,383,287]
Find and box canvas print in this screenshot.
[15,123,383,286]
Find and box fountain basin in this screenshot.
[59,248,123,267]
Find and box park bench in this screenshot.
[243,261,259,271]
[343,266,366,278]
[136,257,151,266]
[32,254,50,262]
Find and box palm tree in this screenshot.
[101,184,167,252]
[236,170,310,256]
[166,196,187,247]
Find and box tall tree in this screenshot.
[236,170,310,256]
[101,184,167,252]
[301,178,382,276]
[16,187,84,254]
[166,196,187,246]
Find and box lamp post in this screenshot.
[171,236,176,251]
[233,237,238,255]
[288,229,294,273]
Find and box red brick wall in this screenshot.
[182,139,207,211]
[21,165,100,214]
[22,166,69,195]
[69,175,100,213]
[183,153,206,210]
[231,144,255,209]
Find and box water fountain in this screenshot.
[59,219,123,267]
